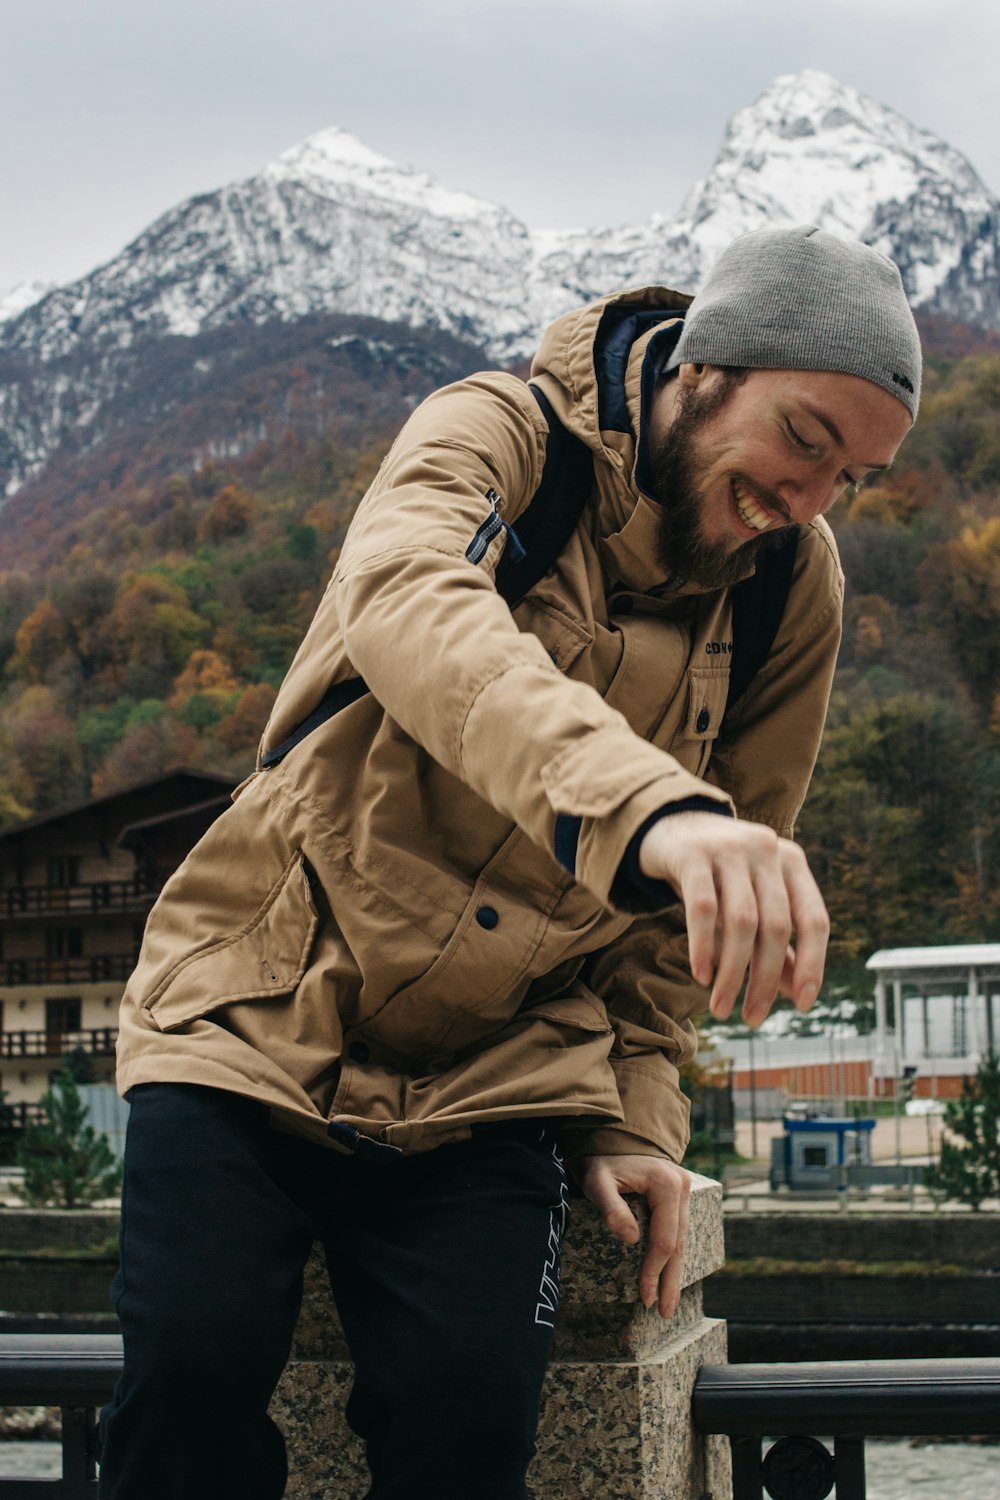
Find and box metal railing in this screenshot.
[0,876,158,921]
[693,1357,1000,1499]
[2,1339,998,1498]
[0,956,135,986]
[0,1028,118,1060]
[0,1335,122,1497]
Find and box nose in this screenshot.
[779,471,845,524]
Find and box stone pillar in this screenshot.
[272,1173,730,1500]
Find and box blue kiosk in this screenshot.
[770,1115,877,1192]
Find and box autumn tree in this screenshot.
[919,517,1000,704]
[6,686,86,812]
[90,715,200,799]
[197,484,257,545]
[8,600,73,683]
[214,682,278,757]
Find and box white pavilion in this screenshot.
[866,944,1000,1095]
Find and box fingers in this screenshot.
[781,841,829,1009]
[638,812,830,1024]
[638,1167,691,1317]
[678,855,719,990]
[580,1161,641,1245]
[579,1157,693,1321]
[697,830,826,1026]
[708,829,787,1022]
[657,1177,691,1318]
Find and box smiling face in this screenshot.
[646,363,913,588]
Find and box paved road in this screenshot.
[734,1111,942,1164]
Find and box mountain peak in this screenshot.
[266,125,398,182]
[263,124,501,223]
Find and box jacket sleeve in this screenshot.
[559,910,703,1166]
[333,373,733,911]
[560,521,845,1166]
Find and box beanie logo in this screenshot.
[891,372,915,394]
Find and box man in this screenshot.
[99,226,918,1499]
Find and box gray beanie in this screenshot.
[667,225,922,419]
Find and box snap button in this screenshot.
[475,905,500,930]
[696,707,711,734]
[611,595,634,616]
[348,1041,370,1064]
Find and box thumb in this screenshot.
[587,1174,641,1245]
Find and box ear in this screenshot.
[677,362,712,390]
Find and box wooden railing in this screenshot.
[0,875,159,920]
[0,956,135,985]
[0,1028,118,1060]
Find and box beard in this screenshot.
[648,371,787,590]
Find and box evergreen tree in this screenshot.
[0,1087,17,1168]
[16,1069,122,1209]
[926,1051,1000,1211]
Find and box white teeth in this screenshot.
[734,482,772,532]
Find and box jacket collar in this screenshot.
[530,286,758,598]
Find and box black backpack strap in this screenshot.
[262,387,593,769]
[260,677,369,768]
[494,387,594,606]
[724,528,800,720]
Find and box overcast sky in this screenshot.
[2,0,999,294]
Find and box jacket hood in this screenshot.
[529,284,756,596]
[530,285,692,463]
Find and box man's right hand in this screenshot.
[638,811,829,1027]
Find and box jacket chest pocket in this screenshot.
[683,667,730,777]
[514,594,601,682]
[138,850,319,1033]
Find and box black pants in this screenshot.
[98,1084,569,1500]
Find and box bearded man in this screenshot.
[99,226,918,1500]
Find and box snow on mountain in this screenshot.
[2,71,999,499]
[0,280,54,323]
[0,125,537,367]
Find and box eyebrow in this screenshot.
[797,402,890,474]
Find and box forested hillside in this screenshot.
[1,347,998,984]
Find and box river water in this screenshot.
[1,1437,997,1493]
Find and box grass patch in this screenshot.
[718,1256,968,1277]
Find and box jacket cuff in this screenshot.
[560,1057,692,1166]
[559,1125,678,1167]
[609,796,736,912]
[542,729,734,910]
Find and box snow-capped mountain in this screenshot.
[2,70,998,500]
[0,127,538,368]
[670,70,1000,324]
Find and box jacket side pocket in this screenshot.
[141,850,319,1033]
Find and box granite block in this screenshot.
[292,1174,725,1364]
[271,1360,363,1500]
[276,1317,731,1500]
[534,1318,730,1500]
[276,1173,730,1498]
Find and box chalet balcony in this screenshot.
[0,873,160,921]
[0,1027,119,1061]
[0,955,136,986]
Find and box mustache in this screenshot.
[732,473,793,526]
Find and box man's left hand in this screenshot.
[575,1153,692,1318]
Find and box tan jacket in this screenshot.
[117,285,843,1165]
